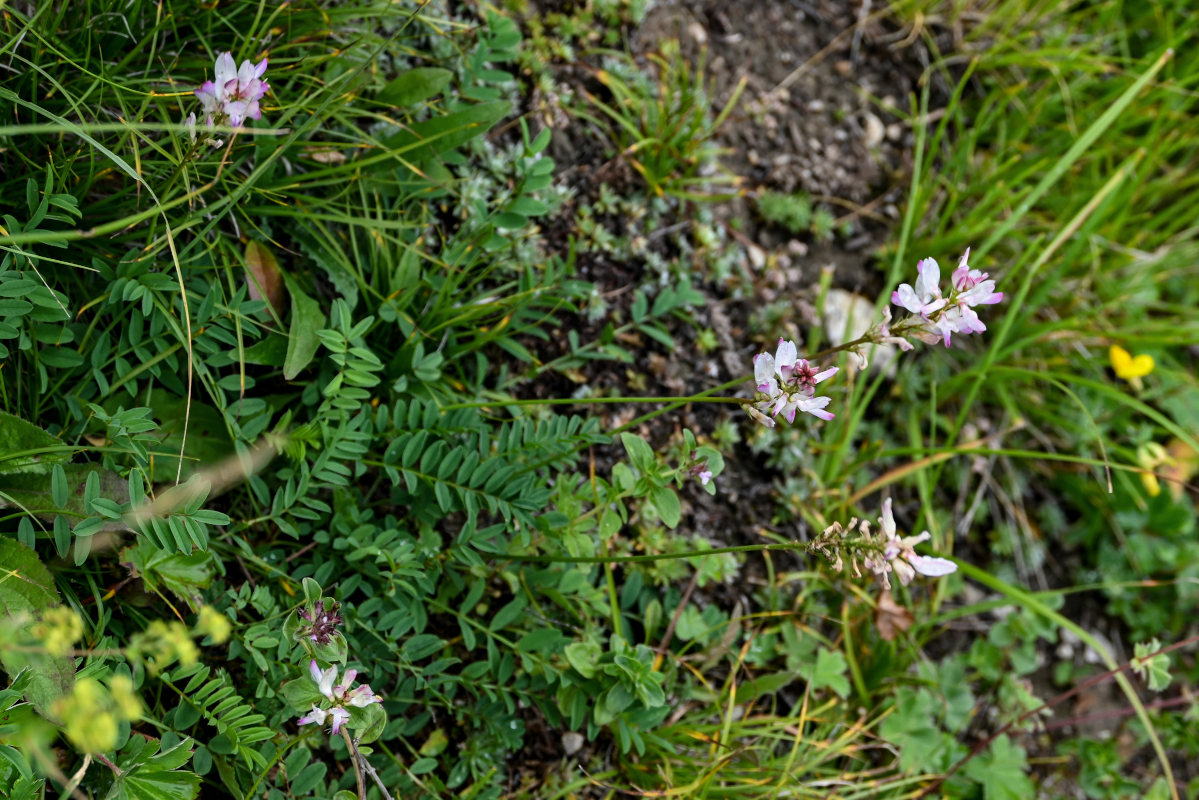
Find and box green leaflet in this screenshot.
[377,67,454,107]
[0,411,71,475]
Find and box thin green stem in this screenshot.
[442,394,747,410]
[501,541,808,564]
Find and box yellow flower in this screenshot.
[1109,345,1154,387]
[1137,443,1167,498]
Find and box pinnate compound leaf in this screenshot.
[0,538,74,713]
[0,463,129,532]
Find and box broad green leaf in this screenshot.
[147,392,234,483]
[0,538,74,713]
[283,278,325,381]
[563,641,601,679]
[377,67,454,107]
[351,701,386,744]
[619,433,655,473]
[963,735,1033,800]
[289,762,326,796]
[648,486,680,529]
[121,540,215,612]
[797,647,850,698]
[419,728,448,757]
[879,688,948,773]
[738,671,797,703]
[516,627,567,653]
[240,333,287,366]
[380,101,511,161]
[1132,639,1171,691]
[105,739,199,800]
[281,675,324,712]
[0,412,70,475]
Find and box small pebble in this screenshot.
[562,732,584,756]
[862,112,885,148]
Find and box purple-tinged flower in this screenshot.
[867,499,958,589]
[309,660,338,699]
[298,602,344,646]
[892,258,948,318]
[697,469,713,486]
[296,701,350,734]
[890,249,1003,348]
[750,338,838,426]
[194,51,269,130]
[328,707,351,735]
[297,704,327,727]
[746,405,775,428]
[297,660,383,735]
[345,684,382,708]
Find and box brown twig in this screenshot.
[652,570,700,672]
[355,748,397,800]
[61,753,92,797]
[340,728,366,800]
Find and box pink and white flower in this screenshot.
[865,499,958,589]
[297,660,382,736]
[892,258,948,318]
[891,249,1003,347]
[194,51,269,130]
[750,338,838,426]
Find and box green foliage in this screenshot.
[570,40,744,199]
[755,190,814,235]
[2,0,1197,797]
[104,737,200,800]
[0,539,74,715]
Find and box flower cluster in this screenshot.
[810,498,957,591]
[297,601,344,646]
[749,338,838,427]
[891,249,1003,347]
[297,660,382,736]
[187,51,269,143]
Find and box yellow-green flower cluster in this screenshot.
[52,676,143,755]
[196,605,232,644]
[33,606,84,657]
[128,620,199,674]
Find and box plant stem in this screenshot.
[356,749,397,800]
[341,728,366,800]
[502,541,809,564]
[441,394,747,410]
[441,333,875,415]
